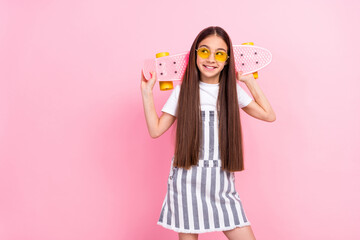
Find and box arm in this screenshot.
[141,71,176,138]
[237,71,276,122]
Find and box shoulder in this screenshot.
[173,83,181,97]
[174,83,181,91]
[164,84,181,102]
[236,82,244,95]
[235,82,243,91]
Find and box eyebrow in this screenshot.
[199,44,227,52]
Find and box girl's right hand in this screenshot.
[141,70,157,93]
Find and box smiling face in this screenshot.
[196,34,229,84]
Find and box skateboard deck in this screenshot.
[143,44,272,82]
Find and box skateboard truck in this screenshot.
[241,42,258,79]
[156,52,174,91]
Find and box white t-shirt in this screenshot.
[161,81,253,117]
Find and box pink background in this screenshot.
[1,0,359,239]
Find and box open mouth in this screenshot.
[203,65,217,70]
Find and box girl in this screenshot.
[141,26,275,240]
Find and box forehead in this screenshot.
[198,35,228,51]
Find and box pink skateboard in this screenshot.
[143,42,272,90]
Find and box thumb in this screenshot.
[150,71,157,81]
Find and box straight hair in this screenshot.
[173,26,245,172]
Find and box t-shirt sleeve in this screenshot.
[237,83,253,108]
[161,84,181,117]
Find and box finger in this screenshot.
[141,70,145,81]
[141,71,150,83]
[150,71,156,81]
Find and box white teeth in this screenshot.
[204,65,215,69]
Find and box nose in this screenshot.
[207,52,216,62]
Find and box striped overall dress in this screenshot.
[157,108,251,233]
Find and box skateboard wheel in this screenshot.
[160,81,174,91]
[241,42,254,45]
[156,52,170,58]
[253,72,258,79]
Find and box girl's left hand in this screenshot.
[236,71,256,83]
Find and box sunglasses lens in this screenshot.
[197,47,210,59]
[215,51,228,62]
[197,47,228,62]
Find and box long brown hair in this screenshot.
[173,26,245,172]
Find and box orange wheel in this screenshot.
[241,42,254,45]
[156,52,170,58]
[159,81,174,91]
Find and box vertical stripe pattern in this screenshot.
[157,110,251,233]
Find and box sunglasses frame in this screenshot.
[195,47,230,62]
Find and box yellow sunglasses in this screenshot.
[195,47,229,62]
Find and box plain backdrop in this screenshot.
[0,0,359,239]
